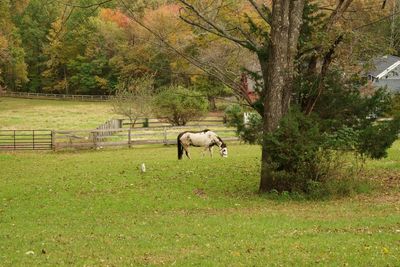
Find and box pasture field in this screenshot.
[0,143,399,266]
[0,97,230,131]
[0,97,117,130]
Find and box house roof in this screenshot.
[367,55,400,78]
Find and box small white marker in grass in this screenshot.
[140,163,146,173]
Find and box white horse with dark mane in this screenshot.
[177,129,228,159]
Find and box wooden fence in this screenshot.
[0,117,237,151]
[121,117,227,128]
[0,130,53,150]
[94,119,123,139]
[53,126,238,150]
[1,91,110,101]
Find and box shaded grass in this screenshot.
[365,141,400,170]
[0,144,399,266]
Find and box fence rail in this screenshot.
[0,130,53,150]
[1,91,110,101]
[53,126,238,150]
[1,123,238,151]
[122,117,227,128]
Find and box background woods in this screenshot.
[1,0,399,97]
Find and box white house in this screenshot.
[366,55,400,93]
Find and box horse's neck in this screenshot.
[211,135,222,147]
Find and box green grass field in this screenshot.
[0,97,117,130]
[0,143,399,266]
[0,97,229,131]
[1,98,399,266]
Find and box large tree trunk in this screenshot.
[259,0,305,192]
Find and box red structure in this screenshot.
[240,73,259,103]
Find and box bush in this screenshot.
[262,109,368,197]
[263,110,325,192]
[153,85,208,126]
[357,118,400,159]
[224,104,263,144]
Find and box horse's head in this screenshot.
[219,144,228,158]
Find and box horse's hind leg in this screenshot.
[184,146,191,159]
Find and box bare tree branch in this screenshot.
[247,0,271,24]
[116,0,257,107]
[178,0,257,50]
[56,0,114,9]
[324,0,354,31]
[382,0,387,9]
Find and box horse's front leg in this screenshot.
[202,147,208,158]
[209,146,214,158]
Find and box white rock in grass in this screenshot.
[25,251,35,255]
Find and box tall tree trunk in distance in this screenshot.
[63,66,68,95]
[208,96,217,111]
[259,0,305,192]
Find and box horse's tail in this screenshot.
[177,134,184,160]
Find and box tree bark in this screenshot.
[259,0,305,192]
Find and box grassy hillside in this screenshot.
[0,144,399,266]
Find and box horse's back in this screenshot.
[177,131,188,140]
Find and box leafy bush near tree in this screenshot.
[225,104,262,144]
[153,85,208,126]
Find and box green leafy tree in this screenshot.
[153,85,208,126]
[68,55,111,94]
[42,1,112,94]
[41,18,69,93]
[192,75,232,111]
[0,0,28,91]
[15,0,59,92]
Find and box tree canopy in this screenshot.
[1,0,397,97]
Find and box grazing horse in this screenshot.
[177,129,228,160]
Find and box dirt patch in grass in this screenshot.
[363,169,400,191]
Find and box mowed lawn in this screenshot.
[0,144,399,266]
[0,97,117,130]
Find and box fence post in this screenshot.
[163,127,168,145]
[128,128,132,148]
[51,130,56,151]
[13,130,16,150]
[32,130,35,150]
[93,131,98,149]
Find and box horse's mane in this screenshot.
[217,136,226,147]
